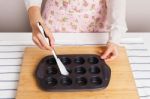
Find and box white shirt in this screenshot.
[24,0,127,44]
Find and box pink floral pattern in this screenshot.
[42,0,108,33]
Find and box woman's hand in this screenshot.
[101,42,119,61]
[28,6,55,50]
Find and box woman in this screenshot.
[24,0,127,61]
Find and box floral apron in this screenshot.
[42,0,108,33]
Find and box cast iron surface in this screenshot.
[35,54,111,91]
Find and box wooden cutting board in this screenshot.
[16,46,139,99]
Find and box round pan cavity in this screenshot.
[60,77,72,86]
[87,57,99,64]
[66,68,72,74]
[74,66,86,74]
[47,67,57,75]
[75,77,87,86]
[90,76,102,85]
[74,57,85,64]
[46,77,57,87]
[89,66,100,74]
[46,57,56,65]
[60,57,71,65]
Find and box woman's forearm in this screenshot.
[24,0,43,28]
[28,6,42,29]
[106,0,128,44]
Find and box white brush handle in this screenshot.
[36,22,49,44]
[51,50,58,60]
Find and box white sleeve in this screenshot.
[106,0,128,45]
[24,0,43,10]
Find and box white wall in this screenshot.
[0,0,30,32]
[0,0,150,32]
[126,0,150,32]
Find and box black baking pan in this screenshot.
[35,54,111,91]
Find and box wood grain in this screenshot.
[16,46,139,99]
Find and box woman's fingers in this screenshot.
[105,50,118,61]
[49,36,55,48]
[37,33,51,50]
[40,22,55,48]
[32,35,45,50]
[45,30,55,48]
[101,43,119,61]
[101,47,112,59]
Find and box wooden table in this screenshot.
[16,46,139,99]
